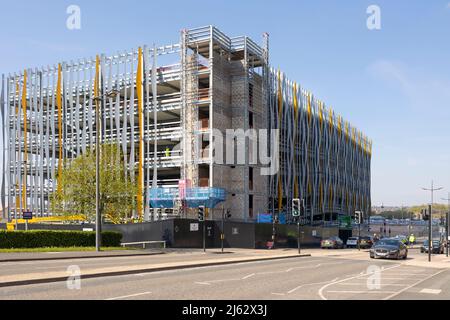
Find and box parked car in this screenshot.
[346,237,359,248]
[321,236,345,249]
[421,240,445,254]
[370,238,408,260]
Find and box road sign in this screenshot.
[23,211,33,220]
[339,216,352,230]
[190,223,199,232]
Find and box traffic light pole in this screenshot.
[272,215,276,249]
[203,220,206,253]
[358,221,361,251]
[355,211,362,251]
[293,199,303,255]
[429,204,432,263]
[445,211,450,258]
[198,206,206,253]
[442,194,450,258]
[422,181,443,263]
[221,207,224,254]
[408,211,412,237]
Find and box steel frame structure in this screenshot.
[1,25,371,223]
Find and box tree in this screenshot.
[50,144,137,224]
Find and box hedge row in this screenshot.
[0,230,122,249]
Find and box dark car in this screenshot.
[346,236,373,249]
[370,238,408,260]
[421,240,445,254]
[321,236,345,249]
[359,236,374,249]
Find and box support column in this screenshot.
[1,74,5,219]
[151,45,158,222]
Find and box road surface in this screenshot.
[1,250,449,300]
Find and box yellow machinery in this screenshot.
[4,216,87,230]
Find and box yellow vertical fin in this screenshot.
[22,71,28,209]
[307,93,312,123]
[15,81,20,211]
[56,64,64,197]
[277,70,283,212]
[293,82,299,199]
[137,47,144,219]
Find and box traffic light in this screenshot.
[198,206,205,222]
[292,198,306,219]
[355,211,363,224]
[292,199,301,217]
[422,209,429,221]
[226,209,232,219]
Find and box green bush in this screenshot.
[0,230,122,249]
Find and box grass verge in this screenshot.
[0,247,132,253]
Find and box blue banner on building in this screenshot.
[257,213,286,224]
[257,214,273,224]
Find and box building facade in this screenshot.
[0,26,371,223]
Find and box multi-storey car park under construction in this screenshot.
[0,26,372,224]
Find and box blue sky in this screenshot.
[1,0,449,206]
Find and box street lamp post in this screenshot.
[94,95,102,252]
[441,193,450,258]
[93,89,119,252]
[422,180,443,262]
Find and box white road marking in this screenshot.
[196,261,337,285]
[326,290,397,294]
[379,273,429,276]
[258,262,344,276]
[338,283,408,287]
[287,278,339,294]
[369,277,428,280]
[420,289,442,295]
[105,291,152,300]
[383,269,447,300]
[195,282,212,286]
[318,264,402,300]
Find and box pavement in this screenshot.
[1,247,450,300]
[0,250,165,263]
